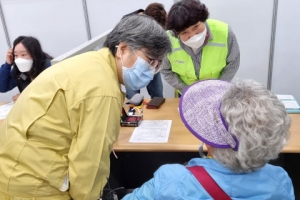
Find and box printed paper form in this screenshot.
[281,101,300,110]
[276,95,295,100]
[129,120,172,143]
[0,102,14,120]
[276,94,300,110]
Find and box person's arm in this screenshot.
[0,62,17,92]
[44,57,52,68]
[0,48,17,92]
[122,164,189,200]
[122,166,163,200]
[219,26,240,81]
[68,96,122,200]
[160,57,188,93]
[122,179,155,200]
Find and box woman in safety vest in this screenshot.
[161,0,240,95]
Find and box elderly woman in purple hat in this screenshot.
[123,79,294,200]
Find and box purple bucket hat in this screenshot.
[179,80,239,151]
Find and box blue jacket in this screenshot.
[0,59,51,93]
[123,158,294,200]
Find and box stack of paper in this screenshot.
[0,102,14,120]
[276,95,300,114]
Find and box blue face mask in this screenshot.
[120,49,155,91]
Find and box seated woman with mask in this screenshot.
[0,36,52,101]
[123,79,294,200]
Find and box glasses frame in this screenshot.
[138,49,162,72]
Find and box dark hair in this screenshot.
[144,3,167,29]
[12,36,53,79]
[122,9,145,19]
[166,0,209,35]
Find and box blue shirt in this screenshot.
[123,158,294,200]
[0,62,16,92]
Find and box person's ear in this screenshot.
[115,42,128,59]
[205,143,214,157]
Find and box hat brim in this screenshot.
[179,80,238,150]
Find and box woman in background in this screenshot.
[0,36,52,101]
[161,0,240,96]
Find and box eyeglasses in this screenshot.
[139,49,162,72]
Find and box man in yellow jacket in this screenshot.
[0,15,171,200]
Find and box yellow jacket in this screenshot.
[0,48,124,199]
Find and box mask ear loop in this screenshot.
[199,142,207,158]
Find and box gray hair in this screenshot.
[213,79,291,173]
[103,15,172,60]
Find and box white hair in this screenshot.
[213,79,291,173]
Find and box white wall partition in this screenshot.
[271,0,300,101]
[0,22,7,59]
[0,0,88,102]
[1,0,88,58]
[86,0,174,38]
[0,7,16,102]
[201,0,274,86]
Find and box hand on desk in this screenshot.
[12,94,20,103]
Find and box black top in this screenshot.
[122,9,144,19]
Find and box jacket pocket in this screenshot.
[201,66,223,79]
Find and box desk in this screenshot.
[1,100,300,198]
[115,98,300,153]
[1,99,300,152]
[115,98,201,152]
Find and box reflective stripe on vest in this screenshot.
[168,19,228,86]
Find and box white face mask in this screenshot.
[14,58,33,72]
[181,27,207,49]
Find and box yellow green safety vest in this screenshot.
[168,19,228,87]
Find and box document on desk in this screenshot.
[129,120,172,143]
[0,102,14,120]
[276,94,300,113]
